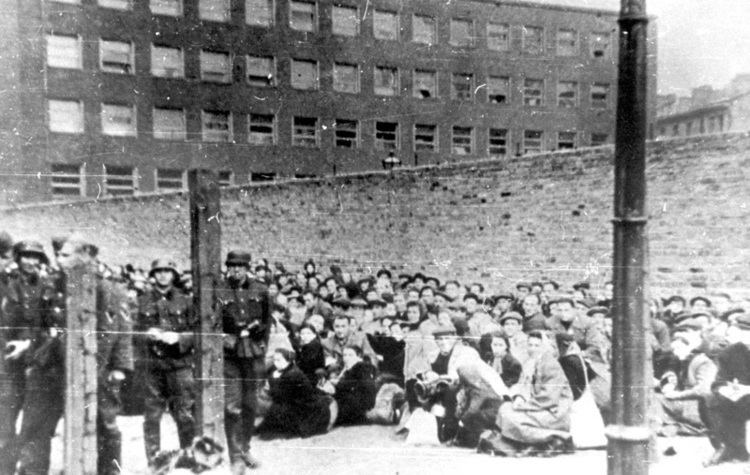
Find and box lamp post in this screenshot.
[607,1,651,475]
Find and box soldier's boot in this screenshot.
[143,418,161,465]
[231,458,247,475]
[98,430,122,475]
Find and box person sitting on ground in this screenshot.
[333,346,379,425]
[479,331,522,389]
[256,348,336,439]
[555,333,597,401]
[367,318,407,386]
[296,323,326,384]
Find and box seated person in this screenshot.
[367,318,407,386]
[556,333,597,401]
[333,346,379,425]
[494,331,574,455]
[499,312,529,364]
[296,323,326,384]
[478,331,522,388]
[256,349,336,438]
[321,314,378,371]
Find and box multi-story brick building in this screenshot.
[0,0,657,204]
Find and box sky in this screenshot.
[530,0,750,95]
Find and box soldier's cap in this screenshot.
[376,268,392,279]
[350,297,369,308]
[587,306,609,317]
[732,313,750,331]
[149,258,179,278]
[573,281,591,291]
[331,296,351,309]
[499,311,523,325]
[516,281,532,291]
[0,231,13,258]
[225,250,252,267]
[432,324,457,337]
[665,295,686,306]
[463,292,479,302]
[671,319,702,334]
[689,296,712,308]
[14,240,49,265]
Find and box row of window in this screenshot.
[46,37,612,107]
[51,0,613,59]
[49,164,235,196]
[48,99,609,155]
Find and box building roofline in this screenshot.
[470,0,620,16]
[656,91,750,124]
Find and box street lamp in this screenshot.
[382,151,402,170]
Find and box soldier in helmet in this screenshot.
[0,240,53,474]
[137,258,197,469]
[218,251,270,473]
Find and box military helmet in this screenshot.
[149,258,180,278]
[225,250,252,267]
[14,240,49,265]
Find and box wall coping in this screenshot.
[3,131,747,214]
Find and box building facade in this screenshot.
[0,0,657,204]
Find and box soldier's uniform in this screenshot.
[218,251,270,469]
[137,260,197,464]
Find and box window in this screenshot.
[333,62,359,93]
[558,131,576,149]
[452,126,473,155]
[591,133,609,146]
[373,10,399,40]
[51,0,80,3]
[199,0,230,22]
[487,76,510,104]
[101,103,136,136]
[557,29,578,56]
[523,130,543,154]
[104,165,137,196]
[291,59,318,90]
[332,5,358,36]
[375,121,398,150]
[152,107,186,140]
[450,18,473,47]
[414,124,437,151]
[413,70,437,99]
[591,32,612,59]
[99,39,134,74]
[488,128,508,157]
[151,45,184,78]
[290,0,316,32]
[557,81,578,108]
[200,51,231,83]
[156,168,186,191]
[46,34,81,69]
[150,0,182,16]
[48,99,84,133]
[218,171,234,186]
[591,83,610,108]
[201,110,232,142]
[246,0,273,26]
[374,66,398,96]
[451,73,473,101]
[98,0,131,10]
[246,55,275,86]
[522,26,543,55]
[51,164,85,197]
[487,22,509,51]
[292,116,318,146]
[248,113,275,144]
[250,172,276,182]
[413,15,435,44]
[334,119,358,148]
[523,78,544,106]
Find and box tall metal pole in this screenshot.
[607,1,651,475]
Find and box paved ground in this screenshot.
[47,416,750,474]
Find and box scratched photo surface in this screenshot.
[1,0,750,474]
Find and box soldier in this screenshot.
[137,259,197,469]
[0,241,51,475]
[218,251,270,473]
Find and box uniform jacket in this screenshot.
[137,286,196,369]
[217,278,270,360]
[96,276,135,378]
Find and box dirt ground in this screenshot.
[46,416,750,475]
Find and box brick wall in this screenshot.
[3,132,750,298]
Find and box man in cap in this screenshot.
[217,251,270,473]
[0,240,53,474]
[704,314,750,466]
[690,296,712,314]
[15,234,133,475]
[500,312,529,364]
[520,293,546,332]
[322,314,378,372]
[545,296,608,363]
[137,258,197,469]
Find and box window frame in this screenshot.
[292,116,319,147]
[374,121,399,151]
[290,58,319,90]
[150,0,183,17]
[373,9,400,41]
[522,25,544,55]
[556,29,578,56]
[590,31,612,59]
[334,119,359,148]
[451,72,474,101]
[412,14,436,45]
[414,123,437,152]
[487,75,510,104]
[523,129,544,154]
[151,44,185,78]
[289,0,317,32]
[590,82,610,109]
[333,62,360,94]
[46,33,83,70]
[246,0,274,26]
[155,168,187,192]
[48,99,85,134]
[413,69,437,99]
[557,131,577,150]
[99,39,135,75]
[152,107,186,141]
[98,0,132,10]
[332,4,359,37]
[449,18,474,47]
[200,50,232,84]
[201,110,233,142]
[557,80,578,108]
[103,164,138,196]
[523,78,545,107]
[246,55,276,87]
[50,163,86,197]
[101,103,137,137]
[488,128,509,157]
[451,125,474,155]
[247,112,276,145]
[487,22,510,51]
[374,66,399,96]
[198,0,231,22]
